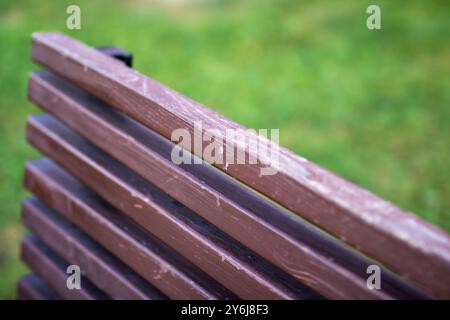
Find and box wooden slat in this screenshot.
[22,197,167,300]
[24,142,321,300]
[21,234,108,300]
[17,274,59,300]
[27,115,377,300]
[30,32,450,298]
[27,77,429,300]
[24,161,234,300]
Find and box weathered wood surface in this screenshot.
[28,73,429,300]
[30,32,450,298]
[21,234,108,300]
[23,187,318,301]
[17,274,59,300]
[22,197,167,300]
[24,160,234,300]
[24,119,322,300]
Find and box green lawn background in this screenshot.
[0,0,449,298]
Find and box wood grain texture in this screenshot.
[24,119,321,300]
[27,72,430,300]
[22,197,167,300]
[24,160,234,300]
[21,234,109,300]
[17,274,59,300]
[23,183,318,301]
[30,32,450,298]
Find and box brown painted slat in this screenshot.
[24,132,320,300]
[24,162,234,300]
[27,75,430,300]
[26,116,372,300]
[21,234,109,300]
[22,197,167,300]
[17,274,59,300]
[30,32,450,298]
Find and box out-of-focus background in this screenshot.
[0,0,449,299]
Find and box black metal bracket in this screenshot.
[95,46,133,67]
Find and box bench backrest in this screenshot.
[21,32,450,299]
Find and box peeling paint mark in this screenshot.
[308,180,330,195]
[215,194,220,207]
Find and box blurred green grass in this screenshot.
[0,0,449,298]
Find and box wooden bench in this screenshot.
[19,32,450,300]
